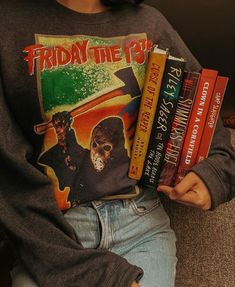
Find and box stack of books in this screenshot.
[128,46,228,188]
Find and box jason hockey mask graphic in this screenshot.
[90,117,127,172]
[24,33,152,209]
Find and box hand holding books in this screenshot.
[157,171,212,210]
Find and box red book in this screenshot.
[196,76,229,162]
[176,68,218,183]
[159,71,200,186]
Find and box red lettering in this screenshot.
[90,46,102,63]
[71,44,82,65]
[124,40,146,65]
[23,44,44,75]
[57,47,71,66]
[99,47,112,63]
[110,45,122,62]
[39,48,53,71]
[51,47,58,67]
[75,40,89,63]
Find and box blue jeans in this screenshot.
[11,187,177,287]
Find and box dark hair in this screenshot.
[101,0,144,7]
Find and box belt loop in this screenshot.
[92,200,103,209]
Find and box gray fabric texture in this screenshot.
[0,1,234,286]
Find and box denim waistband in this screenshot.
[92,185,159,208]
[76,185,158,209]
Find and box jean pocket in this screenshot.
[130,187,161,216]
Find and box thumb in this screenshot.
[157,185,174,196]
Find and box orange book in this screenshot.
[196,76,229,162]
[176,68,218,183]
[128,47,168,180]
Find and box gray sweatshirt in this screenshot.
[0,1,234,286]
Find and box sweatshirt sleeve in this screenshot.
[191,118,235,209]
[0,75,143,287]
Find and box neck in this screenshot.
[56,0,108,13]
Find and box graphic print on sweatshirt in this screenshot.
[24,33,152,210]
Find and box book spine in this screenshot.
[176,68,218,183]
[128,48,168,180]
[141,56,185,188]
[159,71,200,186]
[196,76,229,162]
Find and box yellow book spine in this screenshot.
[128,47,168,180]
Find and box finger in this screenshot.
[171,172,197,199]
[157,185,173,195]
[175,191,197,204]
[176,191,211,210]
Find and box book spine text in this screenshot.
[159,71,200,186]
[176,68,218,183]
[196,76,228,162]
[141,57,185,187]
[128,49,168,180]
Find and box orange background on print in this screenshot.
[41,95,137,210]
[42,95,137,151]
